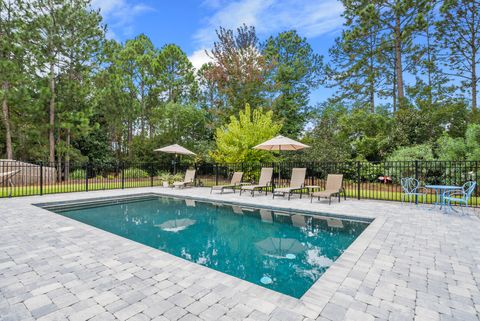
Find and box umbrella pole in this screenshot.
[174,154,177,175]
[278,146,281,186]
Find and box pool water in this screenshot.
[52,196,369,298]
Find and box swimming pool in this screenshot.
[46,195,369,298]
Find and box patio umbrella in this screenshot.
[255,237,305,259]
[156,218,196,233]
[154,144,196,173]
[253,135,310,184]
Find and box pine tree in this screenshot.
[437,0,480,112]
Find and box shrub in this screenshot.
[70,169,86,179]
[124,167,149,179]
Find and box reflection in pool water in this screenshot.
[54,196,369,298]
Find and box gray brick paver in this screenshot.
[2,188,480,321]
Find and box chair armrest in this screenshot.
[444,191,466,198]
[443,189,463,197]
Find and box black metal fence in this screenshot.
[1,160,479,206]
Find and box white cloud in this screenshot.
[194,0,344,47]
[188,49,213,71]
[92,0,153,39]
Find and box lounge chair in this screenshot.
[311,174,345,204]
[272,168,306,200]
[210,172,243,194]
[240,167,273,197]
[173,169,196,188]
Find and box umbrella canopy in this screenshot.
[253,135,310,151]
[154,144,196,155]
[255,237,305,259]
[156,219,196,233]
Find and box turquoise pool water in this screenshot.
[52,196,369,298]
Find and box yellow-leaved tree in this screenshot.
[210,104,282,163]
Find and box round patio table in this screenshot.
[425,184,461,209]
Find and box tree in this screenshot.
[120,34,156,138]
[263,30,323,136]
[0,0,29,159]
[155,44,197,105]
[437,0,480,112]
[205,25,271,119]
[29,0,104,163]
[408,2,452,109]
[327,2,387,112]
[210,104,282,163]
[347,0,429,109]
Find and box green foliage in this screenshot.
[437,124,480,161]
[387,144,435,161]
[123,168,149,179]
[211,104,282,163]
[70,169,86,179]
[263,30,323,136]
[156,171,183,183]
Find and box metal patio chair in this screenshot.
[443,181,476,213]
[400,177,427,206]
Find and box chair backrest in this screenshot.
[230,172,243,185]
[184,169,196,183]
[258,167,273,186]
[463,181,477,199]
[289,168,306,188]
[401,177,419,194]
[325,174,343,191]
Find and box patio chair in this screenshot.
[443,181,476,212]
[173,169,196,188]
[240,167,273,197]
[310,174,345,204]
[272,168,306,200]
[400,177,427,205]
[0,170,21,197]
[210,171,243,194]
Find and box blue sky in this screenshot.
[92,0,346,104]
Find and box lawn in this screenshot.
[1,177,477,207]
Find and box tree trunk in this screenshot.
[1,82,13,159]
[426,18,433,107]
[472,46,477,113]
[57,128,61,183]
[49,62,56,163]
[394,16,405,108]
[65,128,70,180]
[140,81,145,136]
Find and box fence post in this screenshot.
[415,160,419,204]
[85,163,89,192]
[150,164,154,187]
[357,161,361,200]
[121,162,125,189]
[40,161,43,196]
[215,164,219,186]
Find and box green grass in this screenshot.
[2,178,478,206]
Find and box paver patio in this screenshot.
[1,187,480,321]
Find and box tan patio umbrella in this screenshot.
[253,135,310,151]
[154,144,196,173]
[253,135,310,184]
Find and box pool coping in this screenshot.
[32,190,384,318]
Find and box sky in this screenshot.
[91,0,346,104]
